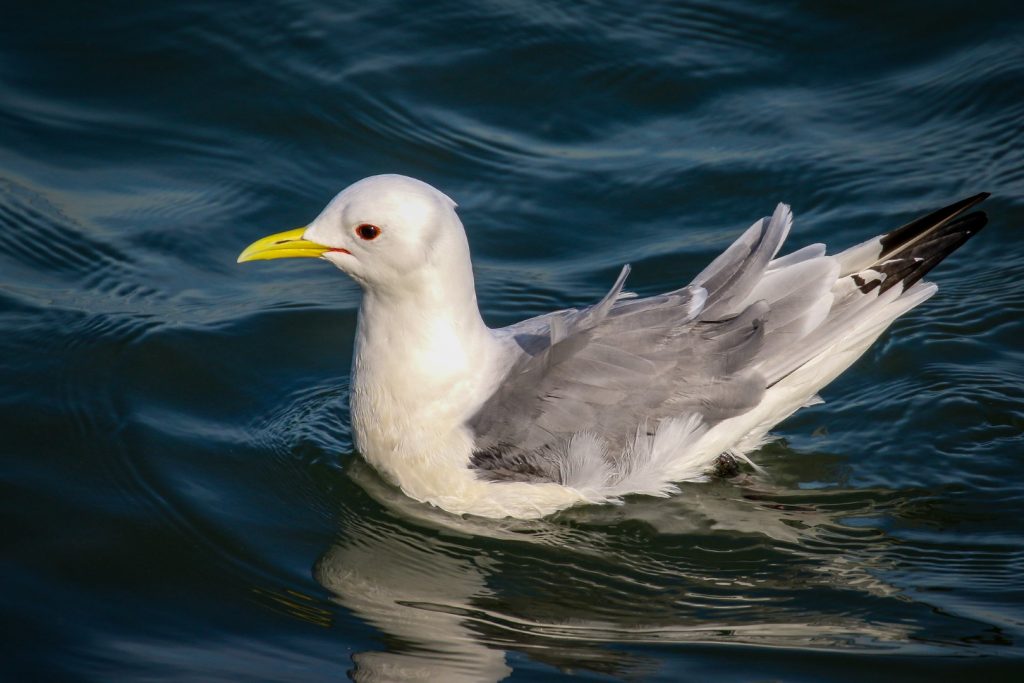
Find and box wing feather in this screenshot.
[469,195,988,491]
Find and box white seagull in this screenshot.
[239,175,988,519]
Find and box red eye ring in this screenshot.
[355,223,381,241]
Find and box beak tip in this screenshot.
[235,226,321,264]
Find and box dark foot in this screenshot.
[711,453,742,478]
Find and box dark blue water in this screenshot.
[2,1,1023,680]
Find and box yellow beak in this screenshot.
[237,227,332,263]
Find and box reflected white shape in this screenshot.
[315,486,512,681]
[313,461,934,680]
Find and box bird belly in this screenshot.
[354,421,588,519]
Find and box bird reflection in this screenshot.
[315,457,919,681]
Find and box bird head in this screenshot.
[238,174,464,293]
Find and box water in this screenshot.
[2,0,1023,679]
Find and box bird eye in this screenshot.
[355,223,381,241]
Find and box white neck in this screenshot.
[348,261,504,474]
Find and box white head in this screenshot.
[238,174,473,298]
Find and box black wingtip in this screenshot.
[875,209,988,293]
[879,192,991,260]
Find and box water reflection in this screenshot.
[314,459,943,680]
[315,515,511,681]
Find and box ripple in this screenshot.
[0,179,130,278]
[246,377,352,461]
[314,461,1016,674]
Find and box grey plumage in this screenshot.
[468,196,989,488]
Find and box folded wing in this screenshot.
[468,195,988,493]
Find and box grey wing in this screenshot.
[469,204,798,484]
[468,193,989,488]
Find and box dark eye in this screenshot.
[355,223,381,241]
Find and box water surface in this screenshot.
[2,1,1023,680]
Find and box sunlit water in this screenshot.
[2,1,1023,680]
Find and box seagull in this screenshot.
[239,175,988,519]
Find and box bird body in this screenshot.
[239,175,988,519]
